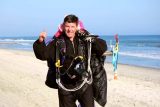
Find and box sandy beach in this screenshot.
[0,49,160,107]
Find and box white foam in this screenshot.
[17,43,32,46]
[0,39,35,42]
[119,51,160,60]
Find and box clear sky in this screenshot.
[0,0,160,36]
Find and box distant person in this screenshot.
[33,14,107,107]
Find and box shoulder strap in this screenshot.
[55,37,66,67]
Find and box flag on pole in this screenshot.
[112,34,119,79]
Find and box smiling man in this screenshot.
[33,14,107,107]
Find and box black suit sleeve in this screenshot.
[33,40,49,60]
[92,38,107,56]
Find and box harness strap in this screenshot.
[86,37,93,84]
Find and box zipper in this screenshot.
[72,41,75,54]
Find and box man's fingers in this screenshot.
[39,32,47,42]
[40,32,47,38]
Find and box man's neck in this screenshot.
[70,37,74,42]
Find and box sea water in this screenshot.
[101,35,160,69]
[0,35,160,69]
[0,36,36,50]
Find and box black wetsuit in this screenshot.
[33,33,107,107]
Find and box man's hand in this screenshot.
[39,32,47,42]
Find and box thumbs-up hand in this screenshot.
[39,32,47,42]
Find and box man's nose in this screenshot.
[69,27,72,30]
[68,27,72,31]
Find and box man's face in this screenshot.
[63,22,78,39]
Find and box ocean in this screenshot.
[0,35,160,69]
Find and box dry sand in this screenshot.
[0,49,160,107]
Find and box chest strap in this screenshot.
[55,37,93,91]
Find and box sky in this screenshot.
[0,0,160,37]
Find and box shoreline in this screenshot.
[0,49,160,107]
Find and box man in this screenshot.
[33,14,107,107]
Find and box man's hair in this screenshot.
[63,14,79,25]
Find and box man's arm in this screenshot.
[33,32,49,60]
[33,40,48,60]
